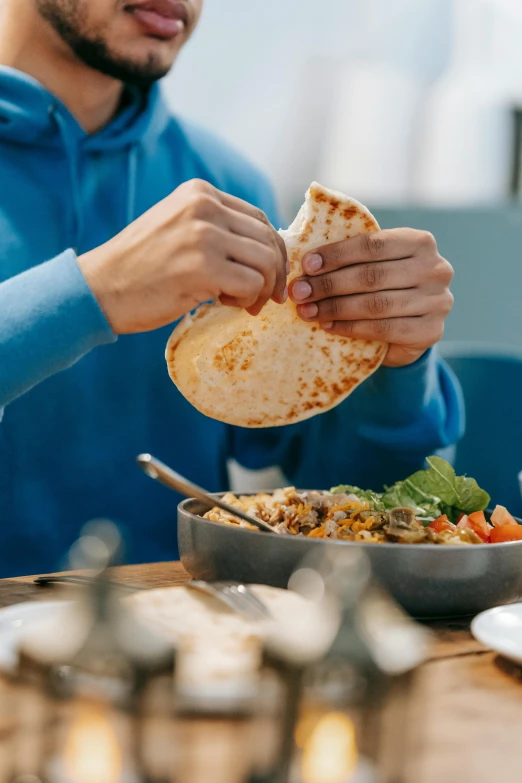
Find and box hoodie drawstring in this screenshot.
[126,143,139,225]
[52,107,84,251]
[51,107,140,245]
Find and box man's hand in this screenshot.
[289,229,454,368]
[78,179,287,334]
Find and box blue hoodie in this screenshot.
[0,67,463,577]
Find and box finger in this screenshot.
[218,189,274,226]
[296,290,432,323]
[320,315,436,342]
[302,228,435,275]
[290,258,421,303]
[272,230,289,301]
[224,207,287,304]
[224,232,278,309]
[218,259,265,309]
[220,293,273,317]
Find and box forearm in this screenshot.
[0,250,115,410]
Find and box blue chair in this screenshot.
[440,342,522,518]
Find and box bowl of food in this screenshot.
[178,457,522,618]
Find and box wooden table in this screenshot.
[2,562,522,783]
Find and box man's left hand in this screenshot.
[289,229,454,368]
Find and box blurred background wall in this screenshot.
[165,0,522,350]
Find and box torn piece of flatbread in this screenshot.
[166,182,388,427]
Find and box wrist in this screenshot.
[382,346,430,368]
[77,242,122,334]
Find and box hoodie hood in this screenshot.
[0,66,170,244]
[0,66,170,150]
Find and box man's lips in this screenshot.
[125,0,189,39]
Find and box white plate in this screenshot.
[0,588,302,676]
[471,603,522,665]
[0,600,71,672]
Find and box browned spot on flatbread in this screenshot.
[167,337,181,358]
[313,191,328,203]
[299,216,317,243]
[342,206,358,220]
[302,400,323,412]
[214,331,258,373]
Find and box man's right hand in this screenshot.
[77,179,287,334]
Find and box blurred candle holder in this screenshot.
[6,521,175,783]
[248,548,431,783]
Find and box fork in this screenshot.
[35,574,271,622]
[187,580,272,621]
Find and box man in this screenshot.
[0,0,461,576]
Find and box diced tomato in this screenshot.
[467,510,493,542]
[428,515,456,534]
[456,513,465,523]
[468,511,487,526]
[490,525,522,543]
[491,505,517,528]
[456,514,491,542]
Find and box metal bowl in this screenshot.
[178,496,522,618]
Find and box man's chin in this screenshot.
[122,40,179,77]
[74,39,174,84]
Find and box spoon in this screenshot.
[136,453,276,534]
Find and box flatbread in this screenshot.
[166,182,388,427]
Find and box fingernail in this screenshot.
[303,253,323,274]
[299,303,318,319]
[291,280,312,301]
[283,286,288,302]
[321,322,334,330]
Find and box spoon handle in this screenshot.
[136,453,275,534]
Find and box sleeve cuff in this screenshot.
[356,346,464,450]
[0,249,116,406]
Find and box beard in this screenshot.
[36,0,171,85]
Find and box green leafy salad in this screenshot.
[332,456,490,525]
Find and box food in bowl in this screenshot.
[203,457,521,545]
